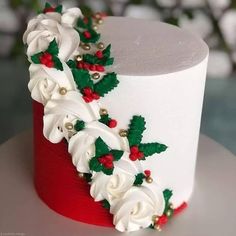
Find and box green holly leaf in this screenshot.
[133,173,145,186]
[52,56,63,71]
[76,17,93,29]
[93,72,119,97]
[67,59,77,69]
[44,2,51,9]
[46,39,59,55]
[55,5,63,13]
[138,142,167,157]
[102,199,110,209]
[103,44,111,58]
[103,167,113,175]
[74,120,85,132]
[31,52,43,64]
[110,150,123,161]
[79,29,101,43]
[72,68,94,91]
[99,114,110,126]
[83,54,100,65]
[89,157,102,172]
[95,137,110,157]
[127,116,146,146]
[103,57,114,66]
[163,189,173,213]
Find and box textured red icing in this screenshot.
[33,101,113,227]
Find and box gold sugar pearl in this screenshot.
[94,13,101,19]
[100,108,108,116]
[78,172,84,178]
[166,210,172,217]
[76,55,83,61]
[152,215,159,223]
[154,225,162,232]
[169,203,174,209]
[146,176,153,183]
[92,72,100,80]
[97,19,103,25]
[119,129,128,137]
[92,25,98,31]
[82,43,91,50]
[65,122,73,130]
[59,87,67,95]
[97,42,104,49]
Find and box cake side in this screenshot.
[23,4,208,233]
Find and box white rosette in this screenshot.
[43,91,100,143]
[68,121,130,173]
[28,62,76,105]
[61,7,83,27]
[90,152,143,203]
[111,183,165,232]
[23,12,80,61]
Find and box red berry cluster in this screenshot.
[82,87,100,103]
[77,61,105,72]
[43,7,55,13]
[39,52,54,68]
[129,146,144,161]
[98,154,114,169]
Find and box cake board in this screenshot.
[0,130,236,236]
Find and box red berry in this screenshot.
[95,50,103,59]
[104,161,113,169]
[137,151,144,160]
[104,154,114,162]
[108,119,117,128]
[83,95,93,103]
[144,170,151,177]
[45,61,54,68]
[130,146,139,154]
[43,7,55,13]
[83,87,93,96]
[129,153,138,161]
[96,65,105,72]
[44,52,53,60]
[77,61,84,69]
[83,17,88,24]
[92,92,100,100]
[83,31,91,39]
[39,56,48,65]
[83,63,90,70]
[157,215,168,226]
[89,64,96,71]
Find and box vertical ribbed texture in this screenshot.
[33,101,113,227]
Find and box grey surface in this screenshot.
[0,131,236,236]
[101,17,209,76]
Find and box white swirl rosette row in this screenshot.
[23,6,166,232]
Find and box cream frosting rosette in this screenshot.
[23,10,81,61]
[111,183,165,232]
[28,62,76,105]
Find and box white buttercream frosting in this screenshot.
[111,183,165,232]
[23,7,176,232]
[43,91,100,143]
[23,11,81,61]
[28,62,76,105]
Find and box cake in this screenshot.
[23,3,208,233]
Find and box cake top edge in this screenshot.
[99,16,209,77]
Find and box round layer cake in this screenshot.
[23,5,208,233]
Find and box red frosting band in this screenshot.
[33,101,113,227]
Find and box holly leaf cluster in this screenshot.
[83,44,114,66]
[89,137,123,175]
[75,16,100,44]
[71,68,119,98]
[42,2,62,14]
[127,116,167,160]
[74,120,85,132]
[30,39,63,71]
